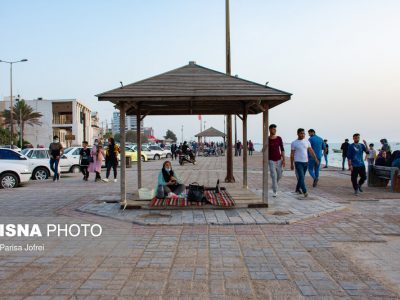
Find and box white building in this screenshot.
[1,98,94,147]
[112,111,143,135]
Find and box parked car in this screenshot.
[0,161,32,188]
[143,145,171,160]
[0,145,21,152]
[123,147,148,162]
[20,148,78,179]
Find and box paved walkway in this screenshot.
[0,155,400,299]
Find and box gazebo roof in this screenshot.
[195,127,226,138]
[96,62,292,115]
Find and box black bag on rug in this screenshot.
[188,182,205,202]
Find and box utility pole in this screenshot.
[181,125,184,143]
[225,0,235,182]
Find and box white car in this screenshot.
[0,148,32,188]
[147,145,172,160]
[20,148,78,179]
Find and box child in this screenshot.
[365,143,377,165]
[79,141,91,181]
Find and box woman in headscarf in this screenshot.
[156,161,185,198]
[88,139,105,182]
[103,137,120,182]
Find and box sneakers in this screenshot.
[114,179,117,183]
[102,178,109,182]
[304,192,308,198]
[168,192,178,199]
[354,189,359,196]
[296,189,302,195]
[313,178,318,187]
[272,192,277,197]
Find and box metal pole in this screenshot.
[225,0,235,182]
[234,115,237,155]
[10,63,14,145]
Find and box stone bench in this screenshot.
[368,165,400,192]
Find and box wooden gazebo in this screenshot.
[195,127,226,138]
[96,61,291,206]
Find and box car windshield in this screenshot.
[64,147,73,154]
[21,149,30,155]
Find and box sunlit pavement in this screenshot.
[1,154,400,298]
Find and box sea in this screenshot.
[253,142,400,168]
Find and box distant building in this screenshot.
[90,112,101,141]
[0,97,94,147]
[143,127,154,138]
[112,111,143,134]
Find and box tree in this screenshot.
[164,129,177,142]
[1,99,43,143]
[126,130,136,143]
[114,131,148,144]
[113,133,121,143]
[0,128,16,145]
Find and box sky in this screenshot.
[1,0,399,143]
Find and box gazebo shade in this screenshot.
[195,127,226,138]
[96,62,292,115]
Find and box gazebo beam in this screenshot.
[119,102,127,204]
[136,105,142,189]
[262,103,269,206]
[242,103,248,188]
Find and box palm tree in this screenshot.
[1,99,43,144]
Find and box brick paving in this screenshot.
[0,154,399,298]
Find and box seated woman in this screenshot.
[375,151,390,166]
[157,161,186,198]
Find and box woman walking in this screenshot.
[89,139,104,182]
[103,137,120,182]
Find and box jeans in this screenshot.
[342,156,347,170]
[392,158,400,168]
[163,184,186,196]
[49,158,60,181]
[351,166,366,191]
[269,160,283,193]
[324,154,328,167]
[106,160,118,179]
[80,165,89,179]
[308,159,320,180]
[295,162,308,193]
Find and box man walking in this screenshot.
[323,139,329,168]
[48,135,64,182]
[340,138,350,170]
[348,133,369,195]
[307,129,325,187]
[291,128,319,197]
[268,124,285,197]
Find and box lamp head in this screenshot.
[21,59,28,62]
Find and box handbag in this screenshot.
[188,182,205,202]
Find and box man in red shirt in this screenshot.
[268,124,285,197]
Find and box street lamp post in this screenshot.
[0,59,28,145]
[15,96,23,148]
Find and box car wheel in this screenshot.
[154,154,160,160]
[33,167,49,180]
[166,153,172,158]
[70,165,80,173]
[0,172,19,188]
[141,155,146,162]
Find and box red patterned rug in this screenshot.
[150,188,235,208]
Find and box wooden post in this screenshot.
[136,105,142,189]
[119,102,126,204]
[262,103,269,205]
[224,0,235,183]
[242,103,248,188]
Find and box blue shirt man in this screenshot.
[347,133,369,195]
[307,129,325,186]
[347,143,367,167]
